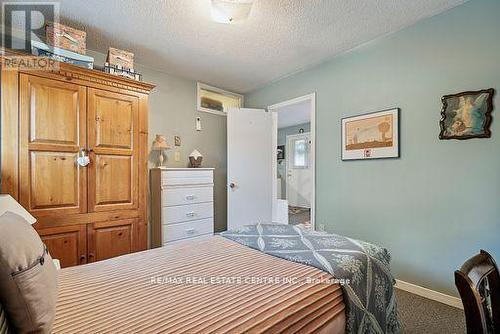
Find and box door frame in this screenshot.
[268,93,316,230]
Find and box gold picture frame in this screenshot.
[341,108,400,160]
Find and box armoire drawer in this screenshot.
[162,218,214,243]
[162,202,213,224]
[161,186,213,207]
[161,170,213,186]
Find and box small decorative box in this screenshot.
[107,47,134,70]
[46,22,86,55]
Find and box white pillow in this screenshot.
[0,195,36,224]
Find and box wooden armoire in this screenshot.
[1,51,155,268]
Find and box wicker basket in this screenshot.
[46,22,86,55]
[107,47,134,70]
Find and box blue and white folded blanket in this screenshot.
[220,223,401,334]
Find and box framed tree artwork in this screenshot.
[439,89,495,140]
[341,108,400,161]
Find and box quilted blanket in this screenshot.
[220,224,401,334]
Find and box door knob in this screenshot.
[229,182,236,189]
[77,149,90,167]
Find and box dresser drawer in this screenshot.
[162,186,213,207]
[162,218,214,243]
[162,202,213,224]
[162,170,213,186]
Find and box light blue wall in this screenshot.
[277,123,311,198]
[246,0,500,296]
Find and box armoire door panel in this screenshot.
[30,151,80,210]
[93,95,134,149]
[94,154,133,205]
[88,88,139,212]
[19,74,87,216]
[88,219,136,263]
[37,224,87,268]
[29,82,80,146]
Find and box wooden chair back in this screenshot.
[455,250,500,334]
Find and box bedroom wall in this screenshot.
[245,0,500,296]
[88,51,227,233]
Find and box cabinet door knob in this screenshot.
[77,148,90,167]
[80,254,87,264]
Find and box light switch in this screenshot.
[174,151,181,162]
[196,117,202,131]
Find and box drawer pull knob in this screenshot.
[185,195,196,200]
[186,212,196,217]
[185,228,196,235]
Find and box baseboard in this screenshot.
[395,279,464,309]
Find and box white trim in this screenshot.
[395,279,464,309]
[197,82,244,116]
[268,93,316,230]
[268,94,315,110]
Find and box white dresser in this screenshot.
[151,168,214,247]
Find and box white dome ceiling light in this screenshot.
[211,0,254,24]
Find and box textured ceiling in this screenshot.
[50,0,466,92]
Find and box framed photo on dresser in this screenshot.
[341,108,400,161]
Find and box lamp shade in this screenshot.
[152,135,170,150]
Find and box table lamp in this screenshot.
[152,135,171,167]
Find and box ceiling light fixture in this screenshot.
[210,0,254,24]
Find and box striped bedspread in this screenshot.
[53,236,346,333]
[0,302,10,334]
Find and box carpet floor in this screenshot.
[288,206,311,226]
[395,288,466,333]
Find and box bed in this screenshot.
[1,214,399,334]
[53,236,346,333]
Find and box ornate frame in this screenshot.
[439,88,495,140]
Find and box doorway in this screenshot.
[268,93,316,230]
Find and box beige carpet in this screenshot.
[288,206,311,226]
[396,288,466,333]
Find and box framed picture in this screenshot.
[197,82,243,116]
[277,145,285,160]
[439,89,494,140]
[341,108,399,161]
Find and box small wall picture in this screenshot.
[439,89,494,140]
[174,136,181,146]
[277,145,285,160]
[341,108,399,160]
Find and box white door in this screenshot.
[227,108,273,230]
[286,133,312,208]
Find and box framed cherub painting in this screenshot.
[439,89,495,140]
